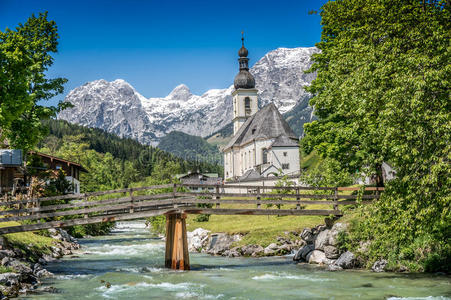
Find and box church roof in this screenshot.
[224,103,298,150]
[270,134,299,147]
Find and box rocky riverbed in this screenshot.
[0,229,79,299]
[187,222,388,272]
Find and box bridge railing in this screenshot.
[0,184,383,234]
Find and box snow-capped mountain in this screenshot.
[58,47,319,145]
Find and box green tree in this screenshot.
[0,12,68,150]
[304,0,450,271]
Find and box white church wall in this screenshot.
[270,146,300,176]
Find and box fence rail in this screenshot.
[0,184,383,234]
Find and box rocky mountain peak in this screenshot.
[58,47,319,145]
[166,84,192,101]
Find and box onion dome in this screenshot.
[234,70,255,89]
[238,45,248,57]
[234,33,255,89]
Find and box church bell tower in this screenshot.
[232,34,258,135]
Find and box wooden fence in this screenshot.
[0,184,384,234]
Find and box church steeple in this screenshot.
[234,33,255,89]
[232,33,258,135]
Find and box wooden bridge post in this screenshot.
[165,213,190,270]
[296,187,300,210]
[129,188,134,214]
[256,187,261,209]
[215,185,220,208]
[333,188,338,211]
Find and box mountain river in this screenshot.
[19,221,450,300]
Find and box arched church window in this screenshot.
[244,97,251,115]
[262,148,268,164]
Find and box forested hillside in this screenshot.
[39,119,223,191]
[158,131,222,165]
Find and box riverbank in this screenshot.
[0,227,79,299]
[21,221,451,300]
[187,221,398,273]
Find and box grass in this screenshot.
[186,202,326,247]
[0,221,56,259]
[185,184,369,247]
[0,266,14,274]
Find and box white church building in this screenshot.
[223,38,300,181]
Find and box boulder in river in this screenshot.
[324,245,340,259]
[293,244,314,261]
[264,243,279,255]
[372,259,388,272]
[328,222,347,246]
[205,233,241,255]
[307,250,334,265]
[300,228,315,244]
[187,228,210,252]
[241,245,264,257]
[335,251,356,269]
[314,229,330,251]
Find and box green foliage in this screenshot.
[303,0,450,272]
[43,170,73,196]
[265,175,296,210]
[67,223,115,238]
[300,158,355,187]
[41,119,224,177]
[0,12,68,150]
[146,215,166,235]
[158,131,223,165]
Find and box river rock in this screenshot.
[0,250,15,260]
[293,244,314,261]
[205,233,241,255]
[50,246,64,258]
[187,228,210,252]
[335,251,356,269]
[324,245,340,259]
[312,224,327,235]
[372,259,388,272]
[2,257,32,275]
[241,245,264,257]
[328,222,348,246]
[278,243,293,255]
[327,264,343,271]
[223,247,241,257]
[0,272,20,286]
[32,263,53,278]
[307,250,328,264]
[314,229,330,251]
[300,228,315,244]
[263,243,279,255]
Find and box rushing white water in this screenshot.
[20,221,451,300]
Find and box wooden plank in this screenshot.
[337,186,385,191]
[175,192,379,200]
[0,197,195,222]
[0,208,180,234]
[180,208,342,216]
[178,184,336,191]
[0,193,175,216]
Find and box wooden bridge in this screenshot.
[0,184,383,270]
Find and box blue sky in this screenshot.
[0,0,326,106]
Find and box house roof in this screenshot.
[176,172,219,179]
[29,151,88,173]
[238,169,262,181]
[224,103,298,150]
